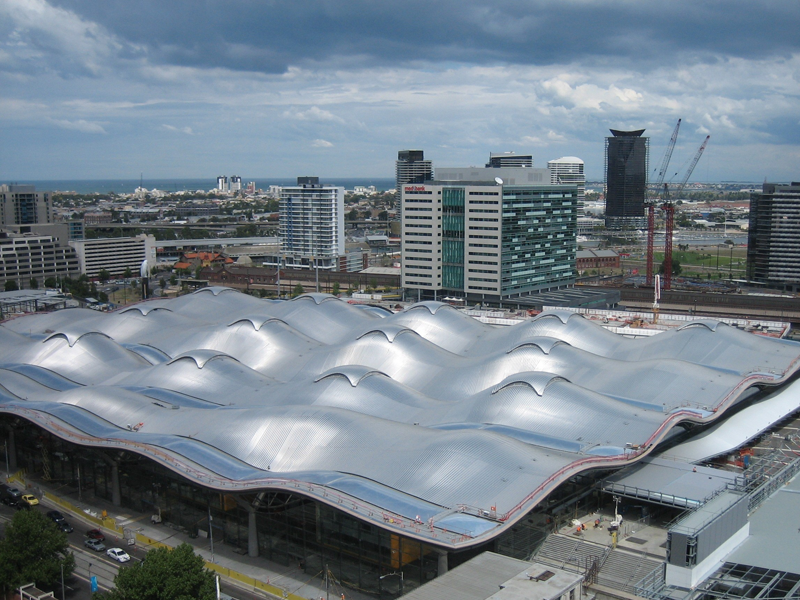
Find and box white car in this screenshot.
[106,547,131,563]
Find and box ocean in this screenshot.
[15,178,397,195]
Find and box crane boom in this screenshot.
[654,119,681,189]
[675,135,710,198]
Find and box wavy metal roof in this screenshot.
[1,288,799,548]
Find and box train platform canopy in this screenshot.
[726,471,800,574]
[602,457,739,509]
[659,378,800,464]
[1,288,799,549]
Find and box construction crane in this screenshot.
[661,135,711,291]
[646,119,681,286]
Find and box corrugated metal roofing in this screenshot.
[1,287,798,549]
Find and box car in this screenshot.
[57,521,74,533]
[47,510,66,523]
[20,494,38,506]
[1,495,17,506]
[84,538,105,552]
[4,487,22,502]
[86,529,105,541]
[106,548,131,563]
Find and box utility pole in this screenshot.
[208,504,215,563]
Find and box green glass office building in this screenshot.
[402,175,577,302]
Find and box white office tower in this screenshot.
[217,176,229,192]
[548,157,585,210]
[279,177,345,270]
[230,176,242,192]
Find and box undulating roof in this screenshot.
[1,288,798,548]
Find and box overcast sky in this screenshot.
[1,0,799,182]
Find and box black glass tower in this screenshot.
[604,129,648,229]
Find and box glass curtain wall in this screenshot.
[4,418,441,598]
[500,186,577,295]
[442,187,465,291]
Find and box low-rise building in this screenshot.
[576,249,620,270]
[69,234,156,278]
[0,230,80,288]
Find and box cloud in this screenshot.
[1,1,800,181]
[162,124,193,135]
[0,0,134,77]
[283,106,345,124]
[48,118,106,134]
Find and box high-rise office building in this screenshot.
[549,157,585,211]
[217,176,228,192]
[279,177,345,270]
[401,167,577,301]
[747,182,800,292]
[395,150,433,215]
[0,185,52,226]
[486,152,533,168]
[604,129,648,229]
[230,176,242,192]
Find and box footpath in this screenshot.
[6,470,368,600]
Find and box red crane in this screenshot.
[661,135,711,290]
[647,119,681,286]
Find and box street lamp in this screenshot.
[379,571,404,595]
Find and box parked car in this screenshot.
[85,529,105,541]
[20,494,38,506]
[84,538,105,552]
[106,548,131,563]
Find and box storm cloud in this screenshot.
[1,0,799,180]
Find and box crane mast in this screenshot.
[661,135,711,291]
[647,119,681,286]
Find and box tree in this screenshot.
[659,257,682,276]
[98,269,111,283]
[347,208,358,222]
[4,280,18,292]
[44,277,58,288]
[170,274,177,286]
[332,282,340,296]
[0,509,74,595]
[29,277,39,289]
[292,283,305,297]
[94,543,215,600]
[160,277,167,289]
[124,267,133,279]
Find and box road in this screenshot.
[0,500,254,600]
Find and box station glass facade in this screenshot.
[5,419,448,598]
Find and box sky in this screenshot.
[1,0,799,182]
